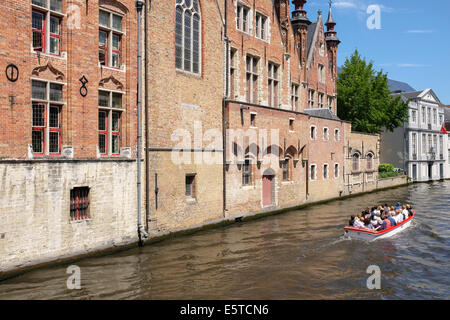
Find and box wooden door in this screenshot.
[262,175,273,207]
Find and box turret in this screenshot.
[324,1,340,81]
[291,0,311,74]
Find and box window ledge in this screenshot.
[241,185,254,190]
[69,219,91,224]
[186,197,197,204]
[99,64,126,73]
[176,69,202,79]
[32,51,67,60]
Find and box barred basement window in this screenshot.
[175,0,201,74]
[31,80,63,156]
[186,174,196,198]
[32,0,63,56]
[282,159,290,181]
[70,187,90,221]
[242,159,251,186]
[98,90,122,156]
[99,9,124,68]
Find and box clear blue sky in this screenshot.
[290,0,450,104]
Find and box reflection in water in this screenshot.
[1,181,449,299]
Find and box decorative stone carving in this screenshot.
[99,75,124,91]
[62,146,74,159]
[31,62,65,81]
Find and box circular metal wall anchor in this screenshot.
[5,64,19,82]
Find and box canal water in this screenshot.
[1,181,449,299]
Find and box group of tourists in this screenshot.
[348,202,414,232]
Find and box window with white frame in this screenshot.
[323,127,329,141]
[268,62,279,108]
[323,164,329,179]
[411,110,417,123]
[246,55,259,104]
[327,95,333,110]
[318,64,325,83]
[31,80,64,156]
[334,163,339,179]
[32,0,63,56]
[412,133,417,158]
[291,83,299,111]
[308,89,315,108]
[98,90,123,156]
[99,9,124,68]
[310,164,317,180]
[433,109,437,125]
[255,13,267,40]
[422,106,426,123]
[236,3,250,33]
[175,0,201,74]
[422,134,427,155]
[310,126,317,140]
[318,92,324,108]
[229,48,237,98]
[334,129,340,142]
[319,42,325,56]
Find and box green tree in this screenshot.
[337,50,409,134]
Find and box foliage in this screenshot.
[337,50,410,134]
[379,171,398,179]
[379,163,395,173]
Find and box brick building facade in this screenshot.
[0,0,140,272]
[0,0,386,273]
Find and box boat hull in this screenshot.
[344,211,415,241]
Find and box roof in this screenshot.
[387,79,415,93]
[303,108,341,121]
[326,7,335,25]
[306,23,317,55]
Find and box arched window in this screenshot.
[366,153,373,170]
[175,0,201,74]
[352,153,360,171]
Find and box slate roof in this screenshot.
[303,108,341,121]
[387,79,416,93]
[306,23,317,55]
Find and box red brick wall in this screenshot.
[0,0,138,159]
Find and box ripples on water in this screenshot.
[1,181,449,299]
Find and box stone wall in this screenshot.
[376,175,409,190]
[0,160,138,273]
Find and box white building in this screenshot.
[380,89,448,181]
